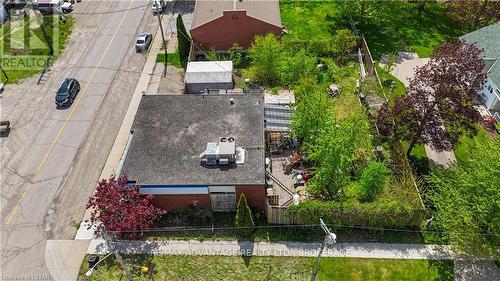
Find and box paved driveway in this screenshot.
[390,53,429,87]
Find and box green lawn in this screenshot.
[359,2,466,59]
[280,1,467,59]
[156,48,182,68]
[80,255,454,281]
[280,0,343,41]
[453,128,493,164]
[0,16,73,83]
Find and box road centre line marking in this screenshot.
[4,0,136,225]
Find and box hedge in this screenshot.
[285,200,427,229]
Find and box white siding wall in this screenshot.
[481,76,500,111]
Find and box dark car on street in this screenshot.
[55,78,80,107]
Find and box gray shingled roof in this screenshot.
[122,94,265,186]
[191,0,282,30]
[461,22,500,86]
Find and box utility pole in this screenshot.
[103,229,134,281]
[156,6,168,77]
[311,219,337,281]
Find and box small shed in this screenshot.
[184,61,234,94]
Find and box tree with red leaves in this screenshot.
[377,40,486,156]
[86,175,164,235]
[446,0,500,29]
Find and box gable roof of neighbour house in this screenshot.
[121,94,265,186]
[190,0,282,30]
[461,21,500,87]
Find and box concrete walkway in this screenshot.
[88,239,461,260]
[389,52,457,168]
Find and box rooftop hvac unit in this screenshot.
[200,137,238,166]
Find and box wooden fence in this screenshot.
[266,204,299,225]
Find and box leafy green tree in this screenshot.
[307,114,371,200]
[334,28,357,59]
[281,49,318,86]
[234,194,255,237]
[205,47,219,61]
[228,43,244,68]
[427,135,500,256]
[176,14,191,68]
[357,161,390,202]
[335,0,380,26]
[291,80,333,150]
[248,33,284,86]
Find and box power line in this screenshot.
[105,222,500,237]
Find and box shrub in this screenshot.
[281,49,318,86]
[357,161,390,202]
[228,43,244,68]
[248,33,284,86]
[286,200,426,229]
[176,15,191,68]
[234,194,255,237]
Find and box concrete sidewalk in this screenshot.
[88,239,460,260]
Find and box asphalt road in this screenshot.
[0,0,156,278]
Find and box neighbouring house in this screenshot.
[121,94,266,212]
[185,61,234,94]
[461,21,500,120]
[189,0,282,52]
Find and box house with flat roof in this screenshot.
[461,21,500,119]
[121,94,266,211]
[189,0,282,51]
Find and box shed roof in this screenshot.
[185,61,233,84]
[461,22,500,86]
[191,0,282,30]
[264,104,293,132]
[121,94,265,186]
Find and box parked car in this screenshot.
[135,33,152,53]
[61,2,73,13]
[152,0,165,15]
[0,120,10,136]
[0,82,5,94]
[55,78,80,107]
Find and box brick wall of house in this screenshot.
[190,10,282,51]
[236,185,266,211]
[151,194,211,210]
